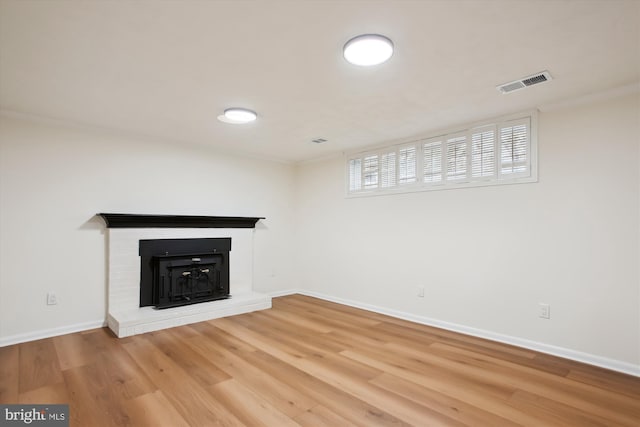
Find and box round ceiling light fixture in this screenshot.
[217,108,257,124]
[343,34,394,66]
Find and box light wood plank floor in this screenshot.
[1,294,639,426]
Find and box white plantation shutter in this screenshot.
[363,155,379,189]
[423,139,443,183]
[348,158,362,191]
[471,126,496,178]
[347,113,535,195]
[380,151,397,188]
[500,119,529,176]
[398,146,417,184]
[446,135,467,181]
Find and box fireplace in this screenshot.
[98,213,272,338]
[139,238,231,309]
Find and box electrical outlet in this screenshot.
[47,292,57,305]
[417,286,425,298]
[539,303,550,319]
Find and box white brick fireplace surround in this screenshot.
[101,214,272,337]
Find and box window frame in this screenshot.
[345,110,538,197]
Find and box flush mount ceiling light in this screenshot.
[343,34,394,66]
[217,108,257,124]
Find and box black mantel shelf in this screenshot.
[97,213,264,229]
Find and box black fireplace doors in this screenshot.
[139,238,231,309]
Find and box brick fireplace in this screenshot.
[98,213,272,338]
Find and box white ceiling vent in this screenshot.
[497,71,552,94]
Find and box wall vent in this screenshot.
[311,138,327,144]
[497,71,552,94]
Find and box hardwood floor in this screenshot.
[1,294,639,426]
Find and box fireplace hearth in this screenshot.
[139,238,231,309]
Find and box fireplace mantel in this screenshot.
[97,213,264,229]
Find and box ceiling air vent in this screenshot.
[497,70,552,94]
[311,138,327,144]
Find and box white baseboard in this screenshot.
[269,289,640,377]
[0,319,107,347]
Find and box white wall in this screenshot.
[0,115,295,340]
[294,93,640,367]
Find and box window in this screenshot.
[346,112,536,196]
[471,126,496,179]
[362,155,378,189]
[380,151,396,188]
[423,139,442,183]
[500,120,528,176]
[446,135,467,181]
[398,146,417,184]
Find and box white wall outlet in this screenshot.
[539,303,550,319]
[417,286,425,298]
[47,292,57,305]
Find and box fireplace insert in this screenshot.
[139,238,231,309]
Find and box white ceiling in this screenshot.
[1,0,638,163]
